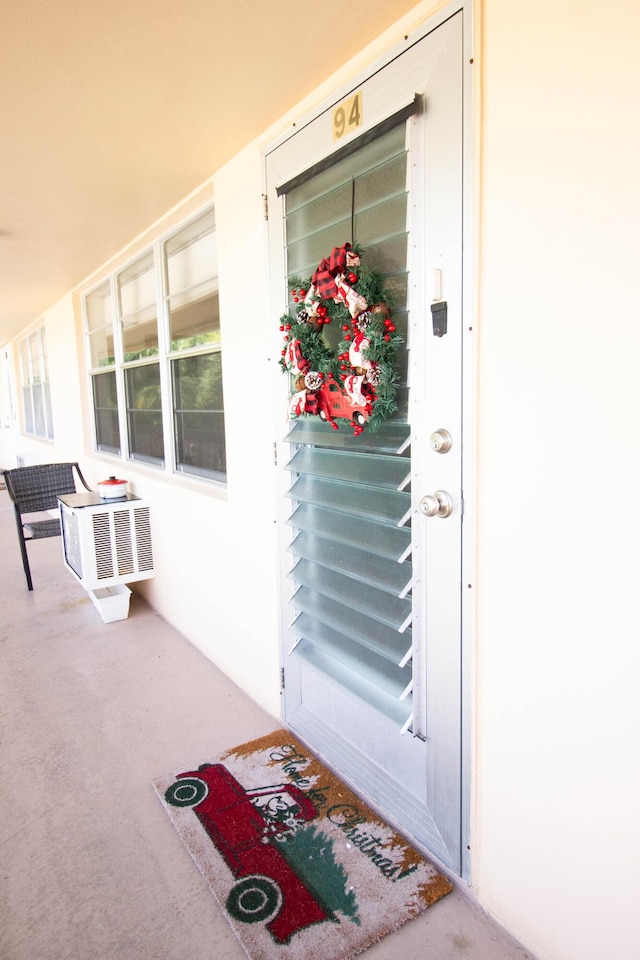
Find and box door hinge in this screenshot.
[272,442,278,467]
[280,666,285,690]
[263,193,269,220]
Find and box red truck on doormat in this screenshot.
[164,763,330,943]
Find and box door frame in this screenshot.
[264,0,475,881]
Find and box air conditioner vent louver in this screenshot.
[92,513,115,580]
[133,507,154,571]
[114,509,135,576]
[61,497,155,591]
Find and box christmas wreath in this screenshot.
[278,243,402,435]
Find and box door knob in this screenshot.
[419,490,453,518]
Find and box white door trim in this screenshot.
[263,0,475,882]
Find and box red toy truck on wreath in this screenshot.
[317,378,370,427]
[279,243,403,436]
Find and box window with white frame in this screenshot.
[83,207,226,482]
[86,280,120,454]
[119,250,164,465]
[19,327,54,439]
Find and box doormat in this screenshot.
[153,729,452,960]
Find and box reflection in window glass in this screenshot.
[166,210,218,350]
[19,327,54,439]
[125,364,164,464]
[172,352,226,480]
[169,291,220,352]
[118,252,159,362]
[86,282,116,367]
[85,281,112,332]
[88,326,116,368]
[92,371,121,453]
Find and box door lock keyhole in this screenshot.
[429,429,452,454]
[419,491,453,519]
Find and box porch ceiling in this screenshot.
[0,0,418,346]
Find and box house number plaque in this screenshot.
[332,90,363,141]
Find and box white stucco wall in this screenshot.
[131,144,284,714]
[475,1,640,958]
[2,2,639,958]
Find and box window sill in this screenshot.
[86,452,228,502]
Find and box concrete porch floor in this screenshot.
[0,487,536,960]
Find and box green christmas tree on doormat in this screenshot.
[278,824,360,925]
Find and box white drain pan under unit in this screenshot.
[59,494,154,591]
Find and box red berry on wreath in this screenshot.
[384,334,390,341]
[348,272,357,283]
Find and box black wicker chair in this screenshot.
[4,462,92,590]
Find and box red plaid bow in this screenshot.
[311,243,352,300]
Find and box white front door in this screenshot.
[266,10,467,875]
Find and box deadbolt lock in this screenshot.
[419,490,454,519]
[429,429,452,454]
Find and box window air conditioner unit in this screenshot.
[58,493,154,591]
